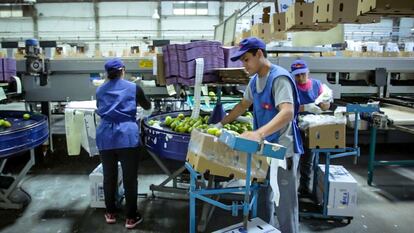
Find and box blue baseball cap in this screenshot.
[291,59,309,76]
[230,37,266,62]
[104,58,125,72]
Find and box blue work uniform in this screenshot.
[251,64,303,233]
[250,64,303,154]
[96,78,139,151]
[297,78,322,105]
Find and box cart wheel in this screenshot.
[340,217,352,225]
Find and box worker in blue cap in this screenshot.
[96,57,152,229]
[290,59,330,197]
[215,37,303,233]
[291,59,330,114]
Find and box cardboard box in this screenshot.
[304,124,346,149]
[316,165,358,217]
[314,0,376,23]
[313,0,333,24]
[272,12,290,32]
[251,23,271,42]
[213,217,280,233]
[382,52,400,57]
[353,15,381,24]
[156,54,166,86]
[252,14,263,25]
[241,29,251,39]
[367,0,414,16]
[186,130,268,181]
[271,31,288,41]
[262,14,270,23]
[89,163,124,208]
[273,2,336,32]
[333,0,376,23]
[287,2,315,28]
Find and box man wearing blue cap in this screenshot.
[290,59,330,196]
[96,58,152,229]
[215,37,303,233]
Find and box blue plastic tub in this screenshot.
[143,111,193,161]
[0,111,49,159]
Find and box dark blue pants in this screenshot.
[100,147,139,219]
[299,148,314,191]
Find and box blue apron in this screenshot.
[297,78,321,105]
[96,78,139,151]
[250,64,303,154]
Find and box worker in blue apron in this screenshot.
[216,37,304,233]
[95,58,152,229]
[290,59,330,196]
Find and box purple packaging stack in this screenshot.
[162,41,225,85]
[223,47,243,68]
[0,58,17,83]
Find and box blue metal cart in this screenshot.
[186,130,287,232]
[300,103,379,222]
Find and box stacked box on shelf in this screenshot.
[313,0,377,24]
[366,0,414,17]
[0,58,17,83]
[272,2,336,32]
[251,23,271,42]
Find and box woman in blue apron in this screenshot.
[216,37,303,233]
[290,59,330,196]
[291,59,329,114]
[96,58,151,229]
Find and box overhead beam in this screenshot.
[1,0,277,3]
[219,0,224,23]
[93,0,100,51]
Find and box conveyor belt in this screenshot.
[380,104,414,126]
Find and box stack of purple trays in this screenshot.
[0,58,16,83]
[163,41,225,86]
[223,46,243,68]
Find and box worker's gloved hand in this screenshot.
[304,103,322,114]
[142,107,154,118]
[236,116,253,124]
[211,122,223,129]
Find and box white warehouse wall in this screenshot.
[0,1,413,56]
[36,3,95,39]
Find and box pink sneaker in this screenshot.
[104,213,116,224]
[125,214,143,229]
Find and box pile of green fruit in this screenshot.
[163,113,210,134]
[0,119,12,128]
[147,112,254,137]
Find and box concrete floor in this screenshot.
[0,101,413,233]
[1,138,413,233]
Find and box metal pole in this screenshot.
[353,111,359,164]
[368,126,377,186]
[243,152,253,229]
[189,167,196,233]
[323,152,330,216]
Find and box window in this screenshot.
[0,5,23,18]
[173,1,208,16]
